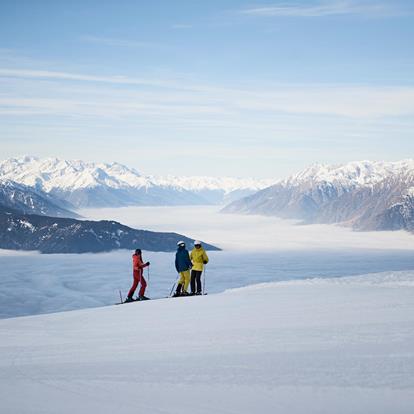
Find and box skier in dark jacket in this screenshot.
[174,241,192,296]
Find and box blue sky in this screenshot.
[0,0,413,178]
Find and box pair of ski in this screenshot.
[115,297,149,305]
[116,292,207,305]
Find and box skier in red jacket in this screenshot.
[126,249,150,302]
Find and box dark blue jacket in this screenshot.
[175,246,192,272]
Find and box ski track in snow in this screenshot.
[1,272,414,413]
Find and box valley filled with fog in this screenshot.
[80,205,414,252]
[1,205,414,319]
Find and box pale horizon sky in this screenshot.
[1,0,414,179]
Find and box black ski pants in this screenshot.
[190,270,202,294]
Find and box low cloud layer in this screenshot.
[80,206,414,252]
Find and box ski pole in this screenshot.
[169,275,179,297]
[202,266,206,295]
[147,266,150,295]
[119,290,123,304]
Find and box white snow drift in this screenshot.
[1,271,413,414]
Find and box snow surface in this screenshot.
[1,271,414,413]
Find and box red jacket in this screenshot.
[132,254,148,274]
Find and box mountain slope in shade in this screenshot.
[222,160,414,233]
[0,179,78,218]
[0,205,219,254]
[0,156,273,207]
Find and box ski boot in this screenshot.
[173,283,183,297]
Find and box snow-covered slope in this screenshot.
[0,179,78,218]
[1,272,413,414]
[223,160,414,232]
[151,174,273,204]
[0,156,272,207]
[283,160,414,188]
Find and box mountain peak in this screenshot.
[0,155,271,207]
[284,159,414,189]
[223,159,414,234]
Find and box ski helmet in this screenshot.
[177,240,185,247]
[194,240,201,246]
[135,249,142,255]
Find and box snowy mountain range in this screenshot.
[223,160,414,233]
[0,156,273,209]
[0,156,229,253]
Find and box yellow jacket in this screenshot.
[190,247,209,271]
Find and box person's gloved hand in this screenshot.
[146,261,150,266]
[203,260,208,264]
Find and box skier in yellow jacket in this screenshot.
[190,240,209,295]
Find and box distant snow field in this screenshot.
[1,272,413,413]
